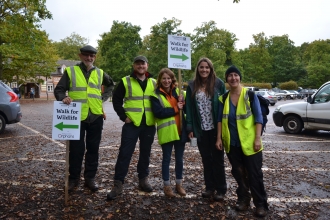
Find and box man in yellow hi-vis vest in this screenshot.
[107,56,156,200]
[54,45,114,192]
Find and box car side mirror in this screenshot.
[307,96,312,103]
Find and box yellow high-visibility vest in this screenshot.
[67,66,103,121]
[220,87,263,156]
[122,76,156,126]
[153,88,180,145]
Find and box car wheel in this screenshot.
[283,115,303,134]
[286,95,291,100]
[270,103,275,106]
[0,114,5,134]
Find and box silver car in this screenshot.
[255,91,278,106]
[0,81,22,134]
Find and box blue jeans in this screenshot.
[161,140,185,181]
[114,123,156,183]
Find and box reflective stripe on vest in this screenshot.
[123,76,156,126]
[220,87,263,156]
[153,92,180,145]
[67,66,103,120]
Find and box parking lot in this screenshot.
[0,99,329,219]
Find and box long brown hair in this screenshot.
[192,57,216,98]
[156,68,178,89]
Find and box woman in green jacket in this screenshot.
[185,57,227,201]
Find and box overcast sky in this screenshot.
[40,0,330,50]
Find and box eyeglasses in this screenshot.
[81,53,96,58]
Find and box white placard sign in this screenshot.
[168,35,191,70]
[52,101,81,140]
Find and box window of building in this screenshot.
[47,85,54,92]
[11,82,17,88]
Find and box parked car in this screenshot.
[288,90,304,99]
[275,90,297,100]
[0,81,22,134]
[255,91,278,106]
[273,81,330,134]
[299,89,317,98]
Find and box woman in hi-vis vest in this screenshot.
[150,68,188,197]
[216,66,268,218]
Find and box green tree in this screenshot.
[98,21,142,81]
[139,17,184,78]
[191,21,237,79]
[303,40,330,87]
[3,29,59,86]
[0,0,53,80]
[245,33,272,83]
[267,35,304,85]
[53,32,88,60]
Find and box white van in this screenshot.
[273,81,330,134]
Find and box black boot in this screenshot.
[107,180,123,200]
[213,192,225,201]
[235,201,250,211]
[139,177,153,192]
[255,206,268,217]
[68,179,79,192]
[84,178,99,192]
[202,190,214,198]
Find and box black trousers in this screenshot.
[114,123,156,183]
[197,129,227,194]
[69,116,103,180]
[226,146,268,209]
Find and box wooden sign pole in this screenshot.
[65,140,70,205]
[178,69,183,129]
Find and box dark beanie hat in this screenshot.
[225,65,242,81]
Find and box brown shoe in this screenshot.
[164,186,175,197]
[176,184,186,197]
[84,178,99,192]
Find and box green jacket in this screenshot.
[185,78,226,140]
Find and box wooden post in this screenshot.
[178,69,183,129]
[65,140,70,205]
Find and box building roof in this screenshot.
[51,60,80,76]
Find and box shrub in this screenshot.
[279,81,298,90]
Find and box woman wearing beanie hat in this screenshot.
[185,58,227,201]
[215,66,269,217]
